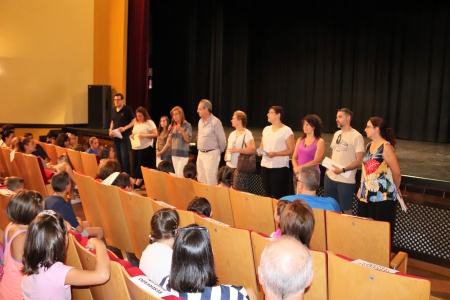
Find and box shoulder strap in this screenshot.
[241,132,247,148]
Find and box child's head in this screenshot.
[280,200,315,248]
[158,160,175,174]
[112,172,131,190]
[22,210,69,275]
[99,145,115,160]
[150,208,179,243]
[217,166,234,187]
[51,172,71,193]
[274,200,290,226]
[97,159,121,180]
[6,190,44,225]
[187,197,212,217]
[183,162,197,179]
[88,137,99,150]
[4,176,25,192]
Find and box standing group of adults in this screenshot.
[108,94,401,230]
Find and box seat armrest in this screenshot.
[390,251,408,273]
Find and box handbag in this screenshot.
[236,133,256,174]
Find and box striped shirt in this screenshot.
[160,276,249,300]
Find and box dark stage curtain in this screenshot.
[126,0,150,110]
[150,0,450,143]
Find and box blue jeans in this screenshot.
[323,174,355,211]
[113,137,131,174]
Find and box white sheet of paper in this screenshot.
[111,129,123,139]
[397,193,408,212]
[352,259,399,274]
[129,276,172,298]
[322,157,351,179]
[130,136,141,148]
[257,148,267,156]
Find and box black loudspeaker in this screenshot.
[88,85,111,129]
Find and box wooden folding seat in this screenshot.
[66,234,93,300]
[150,199,175,213]
[0,194,11,230]
[327,253,430,300]
[141,167,170,203]
[192,180,234,225]
[164,174,196,210]
[193,214,259,299]
[12,152,33,190]
[73,235,131,300]
[118,189,154,259]
[93,180,134,253]
[73,172,106,232]
[250,231,328,300]
[67,149,85,173]
[122,267,182,300]
[175,208,195,227]
[42,142,58,164]
[0,147,10,177]
[1,147,20,177]
[325,210,408,272]
[80,152,98,178]
[229,188,275,236]
[55,145,68,158]
[23,153,52,197]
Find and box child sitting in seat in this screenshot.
[270,200,289,239]
[21,210,110,299]
[45,172,103,239]
[187,196,212,217]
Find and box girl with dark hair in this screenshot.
[160,225,253,299]
[156,116,172,166]
[259,106,295,199]
[98,144,116,161]
[55,133,70,148]
[280,200,315,248]
[217,165,234,188]
[131,106,158,189]
[0,190,44,299]
[21,210,110,299]
[139,208,179,283]
[358,117,401,235]
[270,200,290,238]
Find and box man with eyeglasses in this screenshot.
[323,108,364,215]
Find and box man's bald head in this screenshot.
[259,235,313,300]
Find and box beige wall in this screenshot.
[0,0,128,125]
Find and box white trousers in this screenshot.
[196,149,221,185]
[172,156,189,178]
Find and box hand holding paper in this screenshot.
[322,157,351,179]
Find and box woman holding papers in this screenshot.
[157,106,192,177]
[291,114,325,187]
[259,106,295,199]
[358,117,401,234]
[130,106,157,189]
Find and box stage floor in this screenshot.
[70,126,450,182]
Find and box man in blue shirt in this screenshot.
[281,167,341,212]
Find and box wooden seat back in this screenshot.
[80,152,98,178]
[192,180,234,225]
[12,152,33,190]
[73,172,106,234]
[23,154,51,197]
[164,174,195,210]
[67,149,85,173]
[327,253,430,300]
[229,188,275,236]
[175,208,195,227]
[141,167,170,203]
[66,234,93,300]
[0,194,11,230]
[93,180,134,253]
[55,145,68,158]
[73,236,131,300]
[0,147,10,177]
[118,189,154,259]
[326,211,391,267]
[194,214,259,298]
[1,147,20,177]
[43,143,58,164]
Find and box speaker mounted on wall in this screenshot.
[88,85,111,129]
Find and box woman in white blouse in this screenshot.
[130,106,157,189]
[259,106,295,199]
[225,110,255,192]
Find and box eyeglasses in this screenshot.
[336,134,342,144]
[365,125,375,129]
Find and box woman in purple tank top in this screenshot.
[292,115,325,177]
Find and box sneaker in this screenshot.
[71,198,81,205]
